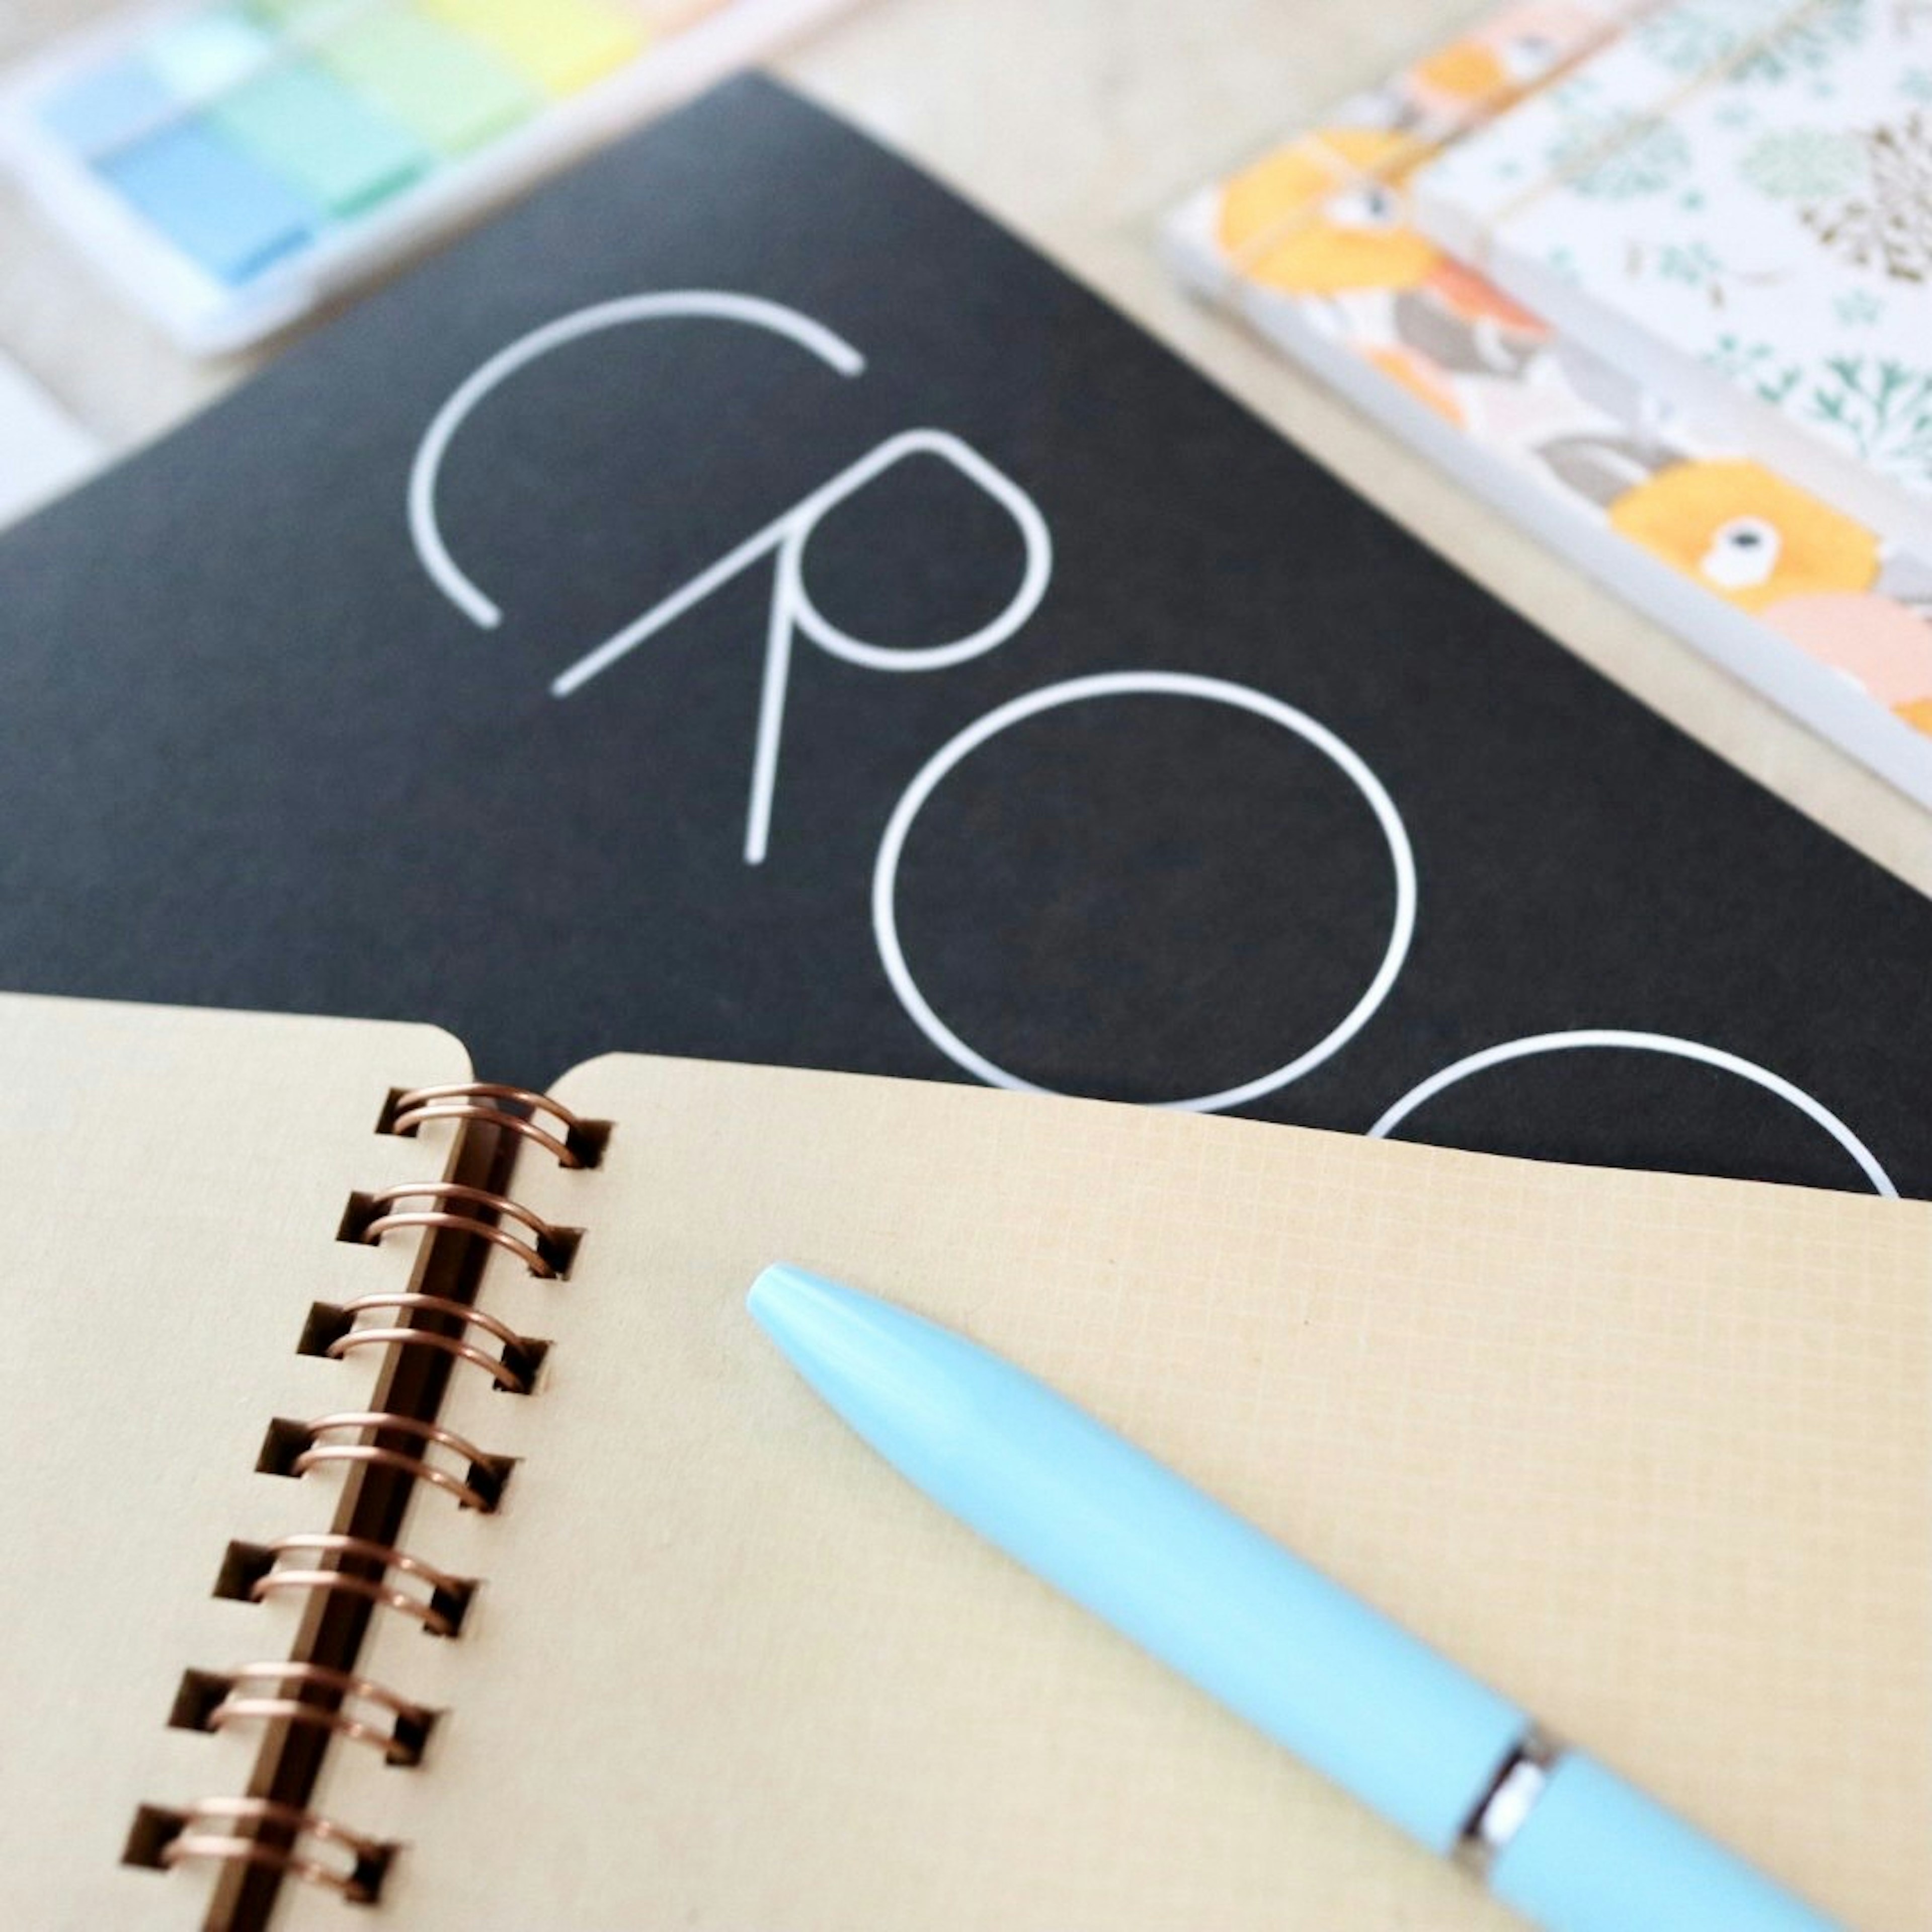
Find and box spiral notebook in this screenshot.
[7,989,1926,1931]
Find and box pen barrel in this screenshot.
[754,1270,1850,1932]
[752,1267,1526,1855]
[1488,1753,1844,1932]
[918,1358,1528,1854]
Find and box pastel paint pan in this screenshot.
[316,8,540,157]
[0,0,863,353]
[213,59,427,216]
[100,118,315,283]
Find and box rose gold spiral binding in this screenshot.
[138,1067,581,1927]
[326,1291,540,1392]
[160,1799,390,1902]
[294,1410,507,1512]
[250,1533,471,1637]
[389,1080,590,1167]
[358,1180,566,1276]
[208,1663,433,1765]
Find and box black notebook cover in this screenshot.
[1,76,1926,1196]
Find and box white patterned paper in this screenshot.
[1416,0,1932,526]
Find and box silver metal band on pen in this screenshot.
[1454,1729,1563,1877]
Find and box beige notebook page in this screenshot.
[0,993,469,1931]
[314,1055,1931,1932]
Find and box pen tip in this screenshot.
[748,1261,843,1344]
[749,1263,923,1386]
[749,1266,984,1465]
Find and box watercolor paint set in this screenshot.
[1,0,854,353]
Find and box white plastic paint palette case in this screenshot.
[0,0,861,352]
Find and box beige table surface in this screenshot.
[5,0,1930,896]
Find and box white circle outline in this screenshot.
[871,670,1418,1113]
[1367,1028,1897,1197]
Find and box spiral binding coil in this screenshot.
[249,1532,475,1638]
[294,1410,509,1513]
[161,1799,391,1903]
[357,1181,569,1277]
[206,1663,434,1765]
[135,1081,589,1918]
[389,1080,594,1169]
[328,1289,545,1392]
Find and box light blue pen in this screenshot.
[749,1264,1846,1932]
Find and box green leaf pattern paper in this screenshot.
[1415,0,1932,517]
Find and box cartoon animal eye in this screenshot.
[1699,515,1782,590]
[1323,184,1403,231]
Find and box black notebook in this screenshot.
[1,76,1927,1196]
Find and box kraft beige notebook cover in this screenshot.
[2,991,1926,1931]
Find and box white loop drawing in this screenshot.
[785,431,1052,674]
[1367,1029,1897,1197]
[872,670,1417,1114]
[551,427,1053,864]
[409,290,868,630]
